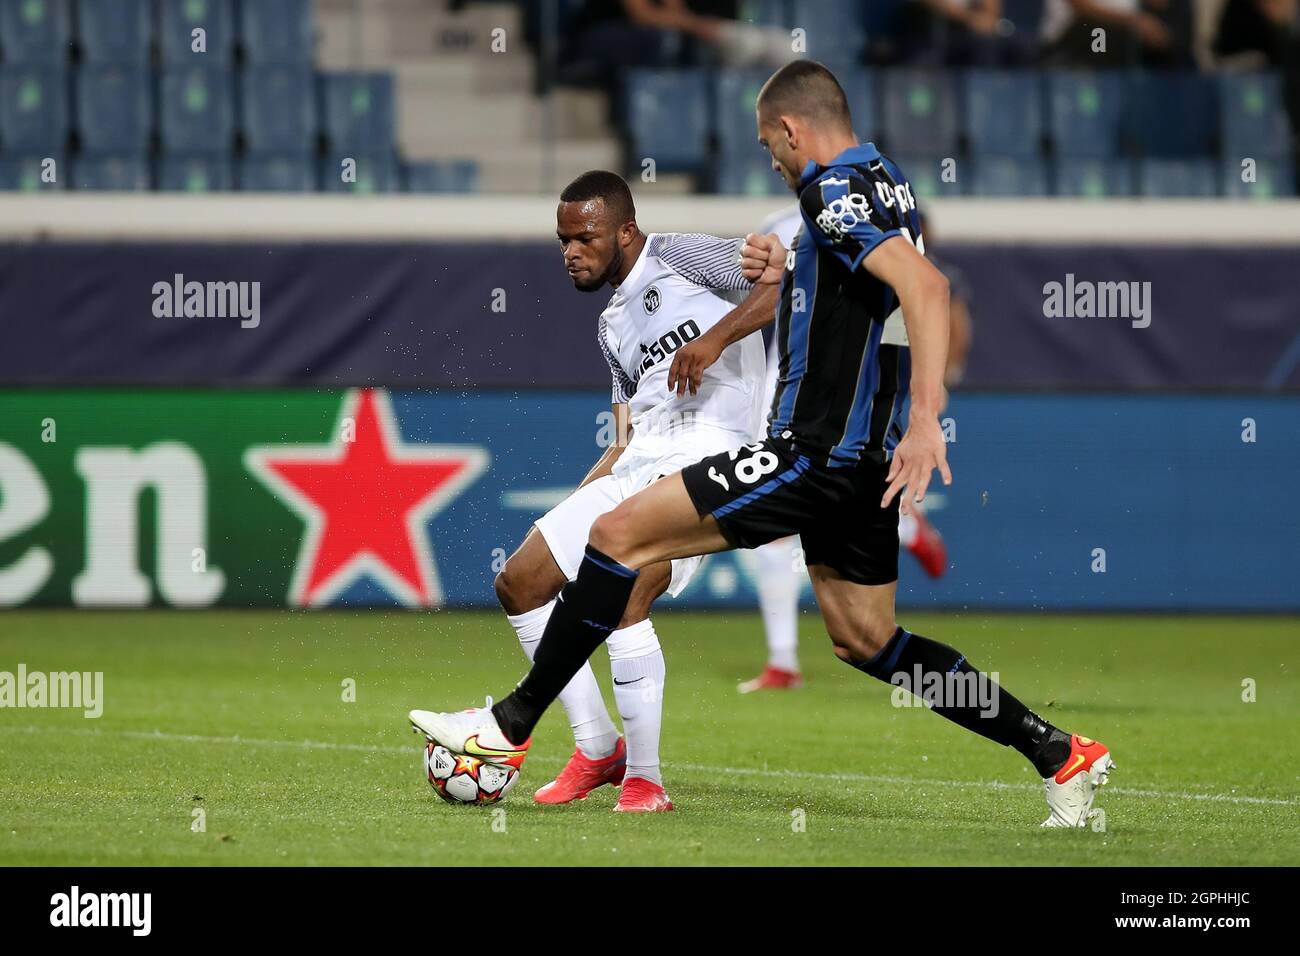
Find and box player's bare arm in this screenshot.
[862,235,953,514]
[575,403,632,489]
[740,231,788,284]
[666,281,779,396]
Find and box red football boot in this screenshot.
[906,508,948,578]
[614,776,674,812]
[737,664,804,694]
[532,737,626,804]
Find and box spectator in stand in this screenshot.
[1040,0,1190,66]
[1214,0,1300,179]
[901,0,1033,65]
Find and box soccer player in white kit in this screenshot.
[490,171,774,812]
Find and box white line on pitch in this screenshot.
[5,724,1295,808]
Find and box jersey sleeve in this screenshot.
[798,168,900,272]
[648,232,751,292]
[597,316,635,404]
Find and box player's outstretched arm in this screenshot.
[575,403,631,489]
[667,280,780,397]
[862,236,953,514]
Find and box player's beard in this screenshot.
[574,244,624,292]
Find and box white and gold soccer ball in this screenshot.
[424,740,521,805]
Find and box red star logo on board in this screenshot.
[245,388,489,607]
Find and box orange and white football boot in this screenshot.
[738,664,804,694]
[1041,734,1114,828]
[409,697,530,772]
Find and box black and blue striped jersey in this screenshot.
[769,143,922,467]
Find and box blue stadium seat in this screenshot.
[158,154,231,191]
[1222,157,1295,199]
[735,0,787,28]
[72,152,149,190]
[1054,157,1135,197]
[0,0,70,63]
[76,0,150,65]
[624,69,709,170]
[971,155,1048,196]
[714,68,772,156]
[75,66,149,152]
[1138,158,1218,197]
[790,0,866,68]
[1218,73,1291,159]
[0,153,64,190]
[403,159,479,193]
[320,152,397,193]
[1132,72,1215,158]
[964,69,1042,157]
[160,66,233,153]
[240,66,315,152]
[0,65,67,152]
[1046,71,1126,158]
[237,153,314,191]
[890,153,964,198]
[712,147,786,196]
[158,0,233,63]
[880,69,960,155]
[318,71,396,152]
[239,0,313,63]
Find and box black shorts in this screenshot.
[680,435,900,585]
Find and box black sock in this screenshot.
[492,545,638,745]
[854,627,1071,777]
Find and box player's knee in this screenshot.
[826,613,897,667]
[588,508,632,561]
[494,562,540,615]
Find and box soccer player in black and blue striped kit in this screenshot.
[412,60,1114,827]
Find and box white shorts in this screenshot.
[534,470,703,598]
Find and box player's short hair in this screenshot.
[756,60,853,132]
[559,170,636,226]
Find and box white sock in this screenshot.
[755,538,800,672]
[898,512,919,548]
[608,619,665,787]
[509,600,619,759]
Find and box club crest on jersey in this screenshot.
[642,286,662,315]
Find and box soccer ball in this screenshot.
[423,740,521,805]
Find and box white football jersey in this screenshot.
[597,232,767,482]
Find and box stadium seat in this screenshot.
[74,66,150,152]
[1138,158,1218,197]
[971,154,1049,196]
[1218,73,1292,159]
[158,0,233,63]
[240,66,315,152]
[1046,71,1126,159]
[160,66,234,153]
[237,153,315,192]
[0,152,64,190]
[735,0,787,28]
[880,69,960,155]
[712,147,786,196]
[624,69,709,170]
[1054,157,1135,197]
[75,0,150,65]
[71,152,149,190]
[714,68,772,156]
[789,0,866,68]
[0,65,67,152]
[1132,72,1216,158]
[157,154,232,191]
[890,153,963,198]
[403,159,479,193]
[238,0,313,63]
[1222,157,1295,199]
[318,71,396,152]
[320,152,397,193]
[0,0,70,63]
[964,69,1042,157]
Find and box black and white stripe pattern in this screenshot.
[597,315,636,403]
[649,233,751,292]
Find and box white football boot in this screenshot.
[409,697,530,770]
[1041,734,1115,828]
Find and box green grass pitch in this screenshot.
[0,610,1296,866]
